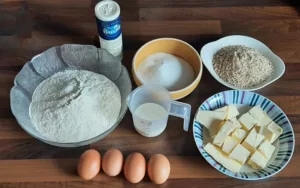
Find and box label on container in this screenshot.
[96,17,123,57]
[96,17,122,40]
[99,34,123,57]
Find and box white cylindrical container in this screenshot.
[95,0,123,59]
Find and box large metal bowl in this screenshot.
[10,44,132,147]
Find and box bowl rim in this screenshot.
[200,35,286,91]
[132,37,203,94]
[192,90,295,180]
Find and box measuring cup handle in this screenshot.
[169,101,191,132]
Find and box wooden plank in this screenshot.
[0,50,31,68]
[0,139,89,160]
[0,154,299,183]
[0,3,31,37]
[222,19,300,46]
[27,0,91,8]
[2,178,300,188]
[140,7,300,21]
[19,32,96,52]
[0,0,26,7]
[0,131,31,139]
[90,0,300,8]
[29,7,139,23]
[32,19,221,36]
[270,45,300,63]
[0,120,20,131]
[0,181,122,188]
[267,96,300,115]
[123,21,222,36]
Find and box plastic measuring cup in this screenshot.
[126,85,191,137]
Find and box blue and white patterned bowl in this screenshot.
[193,90,295,180]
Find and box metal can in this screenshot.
[95,0,123,59]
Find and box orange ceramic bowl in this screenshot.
[132,38,203,100]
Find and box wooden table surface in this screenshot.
[1,0,300,187]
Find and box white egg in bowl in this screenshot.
[200,35,285,91]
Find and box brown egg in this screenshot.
[124,152,146,183]
[147,154,170,184]
[102,148,123,176]
[77,149,101,180]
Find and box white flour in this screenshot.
[29,69,121,143]
[137,53,195,91]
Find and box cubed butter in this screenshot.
[204,143,242,173]
[249,106,273,127]
[231,129,247,143]
[228,117,242,129]
[229,144,250,164]
[254,134,265,148]
[213,131,227,147]
[222,136,238,154]
[257,126,274,142]
[215,105,240,120]
[248,151,268,169]
[258,141,276,159]
[196,111,227,137]
[242,131,265,154]
[249,126,259,134]
[268,121,283,143]
[239,112,258,131]
[258,115,273,127]
[213,120,237,147]
[249,106,265,121]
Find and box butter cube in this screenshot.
[216,105,240,120]
[258,115,273,127]
[258,141,276,159]
[249,106,265,120]
[268,121,283,143]
[196,111,226,137]
[242,131,265,154]
[229,144,250,164]
[204,143,242,173]
[213,120,237,147]
[257,126,274,142]
[248,151,268,169]
[239,112,258,131]
[213,132,227,147]
[227,105,240,119]
[231,129,247,143]
[249,106,272,127]
[222,136,238,154]
[229,117,242,129]
[249,126,259,134]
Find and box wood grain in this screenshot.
[92,0,300,8]
[1,0,300,187]
[123,21,222,36]
[0,155,299,183]
[140,7,300,21]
